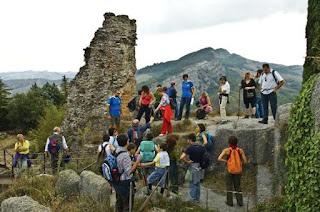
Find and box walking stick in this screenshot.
[129,181,133,212]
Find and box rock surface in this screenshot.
[62,12,137,143]
[55,169,80,197]
[79,171,111,202]
[1,196,50,212]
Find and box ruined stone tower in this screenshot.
[62,13,137,142]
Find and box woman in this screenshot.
[218,76,230,123]
[154,87,174,136]
[136,86,155,124]
[196,123,213,152]
[241,72,256,118]
[198,92,213,118]
[14,134,30,177]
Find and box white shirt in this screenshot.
[97,142,114,156]
[258,69,284,95]
[220,81,230,95]
[159,151,170,167]
[44,133,68,152]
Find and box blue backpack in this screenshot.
[102,151,126,182]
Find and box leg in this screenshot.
[161,119,168,135]
[167,120,173,134]
[261,93,269,121]
[226,173,234,206]
[136,106,145,121]
[173,98,179,119]
[189,181,197,201]
[115,192,124,212]
[220,96,228,121]
[269,92,278,120]
[178,98,186,120]
[51,153,58,174]
[145,106,151,123]
[234,174,243,206]
[185,97,192,119]
[195,181,201,201]
[115,116,121,130]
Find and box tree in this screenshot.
[0,79,11,130]
[41,82,64,106]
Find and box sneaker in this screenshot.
[259,120,268,124]
[244,115,249,119]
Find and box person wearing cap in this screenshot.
[14,134,30,176]
[127,119,151,146]
[167,81,178,119]
[218,76,230,123]
[45,127,69,174]
[105,90,122,129]
[178,74,195,120]
[255,69,264,118]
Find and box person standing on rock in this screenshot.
[167,81,179,119]
[255,69,264,118]
[218,136,247,207]
[136,85,155,124]
[154,87,174,136]
[218,76,230,124]
[178,74,195,120]
[180,133,206,203]
[258,64,285,124]
[45,127,69,174]
[241,72,256,118]
[106,90,122,129]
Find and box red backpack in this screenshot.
[227,147,242,174]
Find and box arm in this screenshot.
[135,147,141,156]
[149,93,155,106]
[180,152,192,164]
[218,149,228,163]
[240,149,248,164]
[141,161,155,167]
[62,136,69,151]
[191,87,195,97]
[202,134,208,145]
[207,96,212,106]
[274,80,285,92]
[44,138,50,152]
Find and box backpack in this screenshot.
[127,97,137,112]
[97,143,108,165]
[102,151,126,182]
[227,148,243,174]
[140,141,156,162]
[196,109,206,119]
[48,134,62,154]
[206,132,215,145]
[200,151,210,169]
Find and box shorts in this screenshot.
[111,116,121,126]
[244,98,256,109]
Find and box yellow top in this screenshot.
[14,140,30,154]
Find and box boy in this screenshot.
[141,142,170,195]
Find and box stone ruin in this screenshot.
[62,13,137,142]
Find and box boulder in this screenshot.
[1,196,50,212]
[275,103,293,129]
[55,169,80,197]
[79,171,111,202]
[311,76,320,131]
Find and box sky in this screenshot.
[0,0,308,72]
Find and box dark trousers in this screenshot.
[50,152,64,174]
[179,97,191,119]
[168,160,179,193]
[114,180,134,212]
[136,105,151,123]
[261,92,277,121]
[226,173,243,206]
[172,98,179,119]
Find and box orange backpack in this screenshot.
[227,147,242,174]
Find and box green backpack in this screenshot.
[140,141,156,163]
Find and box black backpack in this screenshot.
[196,109,206,120]
[200,151,210,169]
[127,97,137,112]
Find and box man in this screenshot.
[45,127,68,174]
[258,64,285,124]
[14,134,30,176]
[178,74,195,120]
[113,134,141,212]
[167,81,178,119]
[255,69,264,118]
[127,119,151,146]
[218,136,247,207]
[180,133,206,203]
[218,76,230,123]
[106,90,122,129]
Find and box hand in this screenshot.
[45,151,49,157]
[273,88,278,93]
[244,87,249,90]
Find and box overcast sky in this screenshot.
[0,0,308,72]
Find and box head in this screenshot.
[262,63,271,73]
[108,127,118,137]
[138,90,142,96]
[256,69,263,78]
[171,81,176,87]
[141,85,150,94]
[117,134,129,148]
[187,133,197,144]
[228,136,238,148]
[161,87,168,94]
[220,76,227,84]
[157,142,168,152]
[201,92,208,98]
[53,127,61,134]
[127,143,137,155]
[145,132,154,141]
[115,90,121,97]
[17,134,25,142]
[166,135,178,153]
[182,74,189,81]
[157,84,162,89]
[245,72,252,80]
[132,119,140,128]
[102,132,110,142]
[196,123,206,134]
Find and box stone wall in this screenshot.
[62,13,137,143]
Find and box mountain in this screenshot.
[137,47,303,111]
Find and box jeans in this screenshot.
[179,97,191,119]
[261,92,277,121]
[226,173,243,206]
[136,105,151,123]
[255,97,264,118]
[189,163,201,201]
[147,167,167,188]
[172,98,179,119]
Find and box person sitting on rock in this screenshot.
[218,136,248,207]
[105,90,122,129]
[196,92,213,119]
[44,127,69,174]
[13,134,31,177]
[241,72,257,118]
[154,87,174,136]
[127,119,151,146]
[136,85,155,124]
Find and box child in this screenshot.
[141,142,170,195]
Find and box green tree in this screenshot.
[41,82,64,106]
[0,79,11,130]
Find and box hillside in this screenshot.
[137,47,303,110]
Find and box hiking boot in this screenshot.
[259,120,268,124]
[251,115,256,119]
[244,115,249,119]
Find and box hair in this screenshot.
[162,87,168,93]
[245,72,252,80]
[197,123,206,133]
[141,85,150,93]
[257,69,263,74]
[228,136,238,146]
[138,90,142,95]
[262,63,270,69]
[166,135,178,153]
[17,134,24,140]
[201,92,208,97]
[108,127,117,136]
[159,142,168,151]
[102,132,110,142]
[187,133,197,142]
[157,84,162,88]
[117,134,129,147]
[171,81,176,86]
[127,143,137,151]
[145,132,154,141]
[53,127,60,133]
[182,74,189,79]
[220,76,227,81]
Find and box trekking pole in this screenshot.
[129,181,133,212]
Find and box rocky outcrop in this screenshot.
[311,75,320,131]
[1,196,50,212]
[62,12,137,143]
[79,171,111,202]
[55,169,80,197]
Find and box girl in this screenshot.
[241,72,256,118]
[137,85,155,124]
